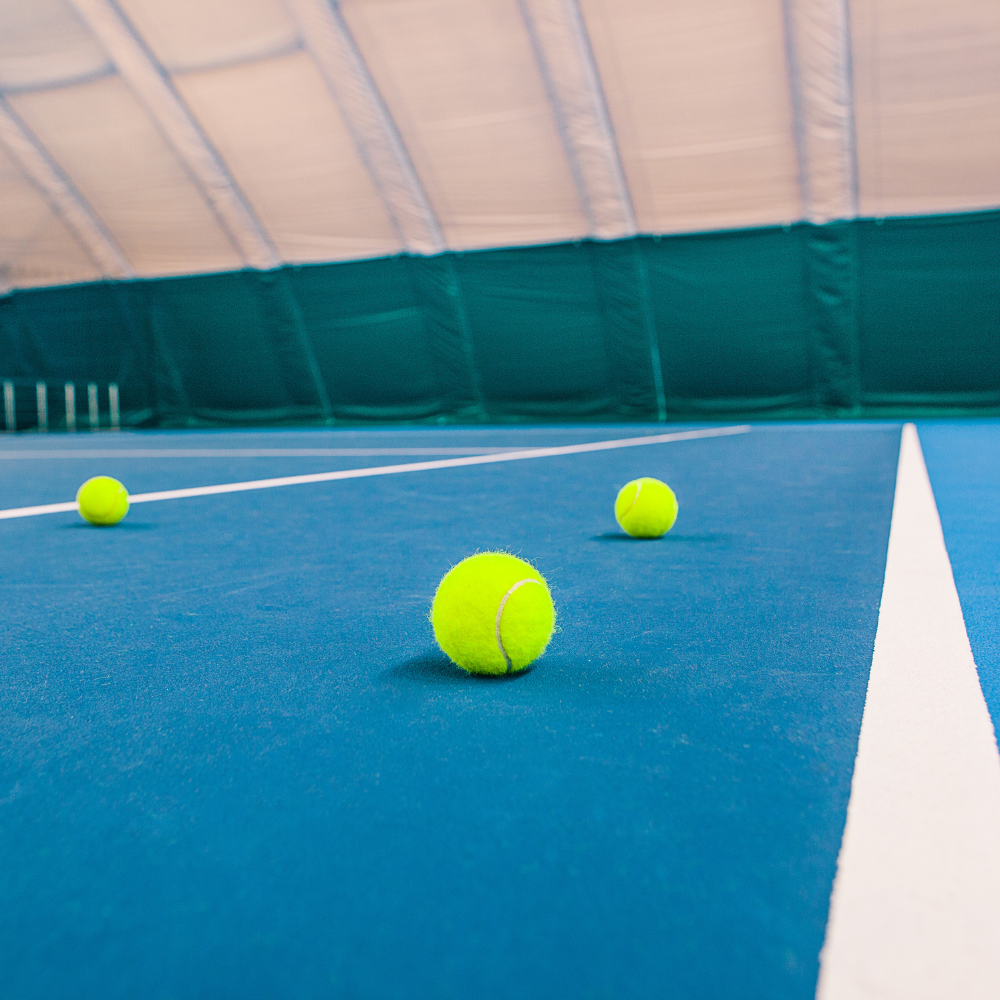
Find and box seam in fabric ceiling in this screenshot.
[286,0,445,256]
[516,0,637,240]
[67,0,281,270]
[781,0,859,224]
[0,94,132,279]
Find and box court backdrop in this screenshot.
[1,0,998,426]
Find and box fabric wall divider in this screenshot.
[1,210,998,427]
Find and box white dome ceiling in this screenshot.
[0,0,998,291]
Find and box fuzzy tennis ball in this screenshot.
[431,552,555,675]
[76,476,129,526]
[615,477,677,538]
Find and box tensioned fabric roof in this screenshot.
[1,0,998,292]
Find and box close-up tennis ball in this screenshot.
[615,477,678,538]
[431,552,555,676]
[76,476,130,526]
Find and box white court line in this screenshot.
[0,425,750,521]
[0,447,547,459]
[817,424,1000,999]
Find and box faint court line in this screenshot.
[0,425,750,521]
[0,448,552,459]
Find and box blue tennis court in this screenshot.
[4,421,998,999]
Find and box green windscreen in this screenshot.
[2,210,998,428]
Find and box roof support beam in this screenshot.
[517,0,637,240]
[781,0,859,224]
[0,97,132,279]
[286,0,445,256]
[67,0,280,270]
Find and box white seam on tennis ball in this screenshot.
[623,479,643,519]
[495,579,542,673]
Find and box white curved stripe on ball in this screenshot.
[495,579,543,672]
[622,478,643,519]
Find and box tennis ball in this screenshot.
[615,477,677,538]
[431,552,555,675]
[76,476,129,526]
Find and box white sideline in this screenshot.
[816,424,1000,999]
[0,425,749,521]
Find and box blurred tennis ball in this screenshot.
[76,476,129,526]
[615,477,677,538]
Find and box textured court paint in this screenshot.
[3,211,1000,427]
[0,425,899,999]
[0,425,749,519]
[817,426,1000,1000]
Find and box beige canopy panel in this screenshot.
[0,0,998,290]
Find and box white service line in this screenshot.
[816,424,1000,1000]
[0,425,749,521]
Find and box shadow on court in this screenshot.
[59,521,157,530]
[589,532,727,543]
[382,652,535,685]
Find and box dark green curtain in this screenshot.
[2,210,998,427]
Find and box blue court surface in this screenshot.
[1,421,998,1000]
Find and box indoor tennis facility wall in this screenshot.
[2,209,999,427]
[3,0,999,427]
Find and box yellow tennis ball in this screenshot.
[76,476,129,526]
[431,552,555,675]
[615,477,677,538]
